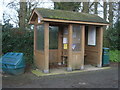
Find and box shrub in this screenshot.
[2,29,34,65]
[104,21,120,50]
[110,50,120,62]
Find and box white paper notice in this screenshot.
[63,38,68,44]
[88,26,96,46]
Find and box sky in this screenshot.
[0,0,4,23]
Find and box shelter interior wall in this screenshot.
[85,26,100,65]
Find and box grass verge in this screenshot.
[110,50,120,62]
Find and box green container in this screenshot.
[102,48,110,66]
[0,52,25,75]
[2,68,25,75]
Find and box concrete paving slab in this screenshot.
[31,65,111,77]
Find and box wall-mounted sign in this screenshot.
[64,44,67,49]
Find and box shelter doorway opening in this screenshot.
[84,25,101,67]
[49,25,68,69]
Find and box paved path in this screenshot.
[2,64,118,88]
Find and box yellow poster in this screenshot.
[64,44,67,49]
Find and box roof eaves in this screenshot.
[43,18,109,26]
[43,17,109,24]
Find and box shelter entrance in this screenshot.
[49,23,84,71]
[84,25,103,67]
[49,24,69,69]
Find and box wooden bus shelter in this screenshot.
[29,8,109,73]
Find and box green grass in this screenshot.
[110,50,120,62]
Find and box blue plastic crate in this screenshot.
[0,52,25,75]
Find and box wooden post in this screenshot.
[33,24,37,68]
[58,26,62,65]
[97,27,103,67]
[67,24,73,71]
[44,22,49,73]
[80,25,85,69]
[34,25,37,55]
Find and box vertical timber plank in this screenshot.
[67,24,73,71]
[44,22,49,73]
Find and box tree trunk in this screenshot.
[103,1,107,20]
[82,2,89,13]
[94,2,98,14]
[108,2,113,27]
[26,1,31,30]
[103,1,107,30]
[19,0,27,31]
[118,1,120,22]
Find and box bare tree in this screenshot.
[5,0,19,27]
[82,2,89,13]
[103,1,107,20]
[19,0,42,30]
[5,0,41,30]
[108,2,113,27]
[94,2,98,14]
[117,1,120,22]
[19,0,27,31]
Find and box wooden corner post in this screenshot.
[44,22,49,73]
[97,27,103,67]
[33,24,37,68]
[67,24,73,71]
[81,25,85,69]
[34,25,37,55]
